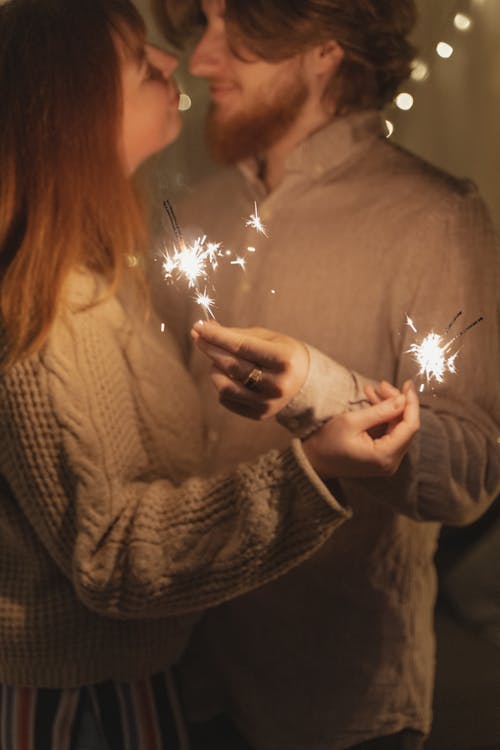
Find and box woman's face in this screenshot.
[120,40,181,174]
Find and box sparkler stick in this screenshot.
[163,200,185,249]
[448,316,484,343]
[444,310,463,335]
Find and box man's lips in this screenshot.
[209,82,239,101]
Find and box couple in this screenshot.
[0,2,498,750]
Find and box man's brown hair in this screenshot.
[156,0,416,112]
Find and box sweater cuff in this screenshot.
[277,345,371,438]
[291,438,352,518]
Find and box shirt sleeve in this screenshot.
[279,186,500,525]
[0,309,349,621]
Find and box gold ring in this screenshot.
[243,367,264,391]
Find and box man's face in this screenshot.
[189,0,310,163]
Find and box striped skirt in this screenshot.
[0,671,188,750]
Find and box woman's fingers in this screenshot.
[306,385,420,479]
[210,369,269,420]
[192,320,289,373]
[349,395,406,432]
[192,321,310,415]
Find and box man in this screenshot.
[155,1,500,748]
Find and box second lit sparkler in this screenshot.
[406,311,483,392]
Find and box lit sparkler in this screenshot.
[246,202,268,237]
[161,199,271,321]
[406,312,483,391]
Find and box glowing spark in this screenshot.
[407,333,459,384]
[231,257,246,270]
[406,312,484,390]
[195,288,216,319]
[406,315,417,334]
[160,323,166,333]
[246,202,268,237]
[162,234,225,289]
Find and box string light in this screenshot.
[410,59,430,82]
[387,0,479,138]
[454,12,473,31]
[395,92,414,111]
[436,41,454,58]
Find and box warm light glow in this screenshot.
[436,41,454,59]
[385,119,394,138]
[178,93,192,111]
[454,12,473,30]
[395,92,414,111]
[410,59,430,82]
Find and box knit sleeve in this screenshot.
[0,304,349,620]
[349,186,500,524]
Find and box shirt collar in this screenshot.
[239,110,384,192]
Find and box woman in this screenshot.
[0,1,418,747]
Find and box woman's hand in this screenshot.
[302,380,420,479]
[191,320,309,420]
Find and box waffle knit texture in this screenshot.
[0,270,348,689]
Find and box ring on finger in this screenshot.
[243,367,264,391]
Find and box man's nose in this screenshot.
[146,45,179,77]
[189,26,227,77]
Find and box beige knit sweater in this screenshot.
[0,271,348,689]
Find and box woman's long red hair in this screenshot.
[0,0,148,369]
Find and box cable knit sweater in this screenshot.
[0,270,349,689]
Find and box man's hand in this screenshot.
[191,320,309,420]
[302,381,420,479]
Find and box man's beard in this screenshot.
[206,74,309,165]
